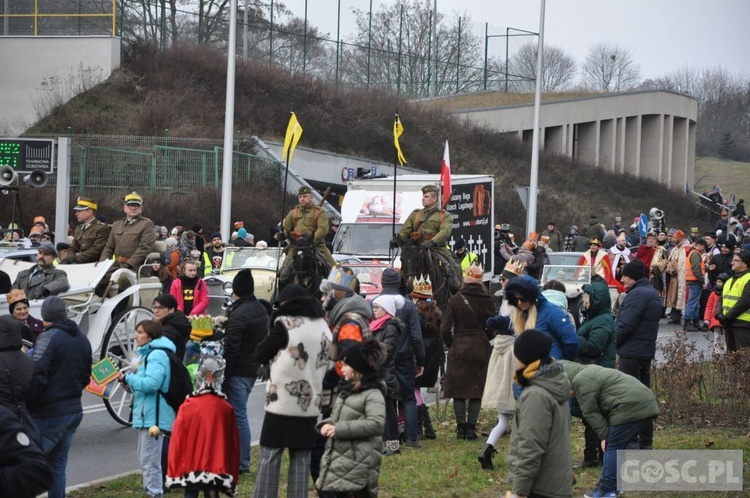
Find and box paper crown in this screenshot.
[503,259,526,276]
[589,238,602,246]
[411,274,433,297]
[465,264,484,282]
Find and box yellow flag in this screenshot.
[394,115,407,166]
[282,112,303,163]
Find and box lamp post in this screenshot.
[526,0,545,236]
[220,0,238,241]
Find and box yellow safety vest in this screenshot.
[722,272,750,323]
[459,252,478,275]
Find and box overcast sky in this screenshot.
[435,0,749,80]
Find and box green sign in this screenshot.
[0,138,55,173]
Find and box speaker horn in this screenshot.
[25,170,48,188]
[0,165,18,186]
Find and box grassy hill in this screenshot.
[23,44,724,236]
[695,157,750,203]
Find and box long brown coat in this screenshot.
[441,283,494,399]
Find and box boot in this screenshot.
[416,405,425,439]
[421,405,437,440]
[382,440,400,456]
[694,319,707,332]
[477,443,496,470]
[683,319,698,332]
[668,310,682,325]
[456,422,467,440]
[465,423,478,441]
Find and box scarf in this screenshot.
[608,245,631,278]
[369,315,390,332]
[513,359,542,388]
[180,274,200,288]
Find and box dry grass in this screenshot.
[695,157,750,202]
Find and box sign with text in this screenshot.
[443,180,493,273]
[0,138,55,173]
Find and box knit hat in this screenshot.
[56,242,70,252]
[339,339,384,375]
[455,238,466,249]
[621,260,645,280]
[38,241,57,257]
[41,296,68,323]
[210,231,222,241]
[6,289,29,314]
[381,268,402,289]
[464,264,484,284]
[738,250,750,267]
[502,259,526,280]
[372,294,404,317]
[191,224,202,233]
[513,329,552,366]
[232,269,255,297]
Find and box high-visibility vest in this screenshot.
[722,271,750,323]
[684,249,705,282]
[459,251,478,274]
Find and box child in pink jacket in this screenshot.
[704,273,729,355]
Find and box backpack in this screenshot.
[144,347,193,414]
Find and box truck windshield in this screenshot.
[332,224,402,256]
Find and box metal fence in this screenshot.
[0,0,116,36]
[31,133,283,193]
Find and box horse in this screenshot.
[399,242,454,311]
[278,237,329,299]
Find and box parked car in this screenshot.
[539,263,590,327]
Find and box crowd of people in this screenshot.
[2,186,750,498]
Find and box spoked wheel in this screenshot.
[101,306,154,426]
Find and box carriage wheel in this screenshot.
[101,306,154,426]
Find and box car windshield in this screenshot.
[547,252,584,266]
[540,265,591,286]
[333,224,402,256]
[221,246,285,271]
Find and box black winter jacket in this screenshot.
[372,317,401,398]
[615,278,662,360]
[29,318,92,419]
[0,316,35,412]
[160,310,192,360]
[224,295,269,378]
[0,404,53,497]
[378,288,425,367]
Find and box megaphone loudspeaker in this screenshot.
[25,170,48,188]
[0,165,18,186]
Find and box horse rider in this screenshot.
[391,184,461,289]
[276,186,337,281]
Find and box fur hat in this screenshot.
[381,268,402,289]
[6,289,29,313]
[514,329,552,366]
[41,296,68,323]
[372,294,404,317]
[232,269,255,297]
[505,276,539,308]
[464,264,484,284]
[339,339,384,375]
[622,260,645,281]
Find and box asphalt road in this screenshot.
[65,319,714,491]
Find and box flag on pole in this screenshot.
[440,140,452,207]
[393,115,407,166]
[282,112,303,163]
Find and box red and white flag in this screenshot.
[440,140,452,207]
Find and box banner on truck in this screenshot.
[444,181,493,271]
[341,190,423,224]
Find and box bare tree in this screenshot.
[508,42,576,92]
[581,42,641,91]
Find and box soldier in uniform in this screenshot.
[392,184,461,288]
[63,197,111,264]
[97,192,156,295]
[276,186,336,280]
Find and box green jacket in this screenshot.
[398,206,452,246]
[563,361,660,441]
[316,381,386,498]
[507,362,572,498]
[576,280,616,367]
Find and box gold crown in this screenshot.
[411,274,433,297]
[503,258,526,276]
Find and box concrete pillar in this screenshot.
[687,121,696,192]
[616,117,625,174]
[663,115,674,186]
[672,117,687,191]
[640,114,660,181]
[577,121,597,165]
[599,119,615,172]
[624,116,640,176]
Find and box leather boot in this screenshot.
[684,319,698,332]
[456,422,466,440]
[694,319,707,332]
[421,405,437,440]
[465,423,478,441]
[477,443,496,470]
[417,405,425,439]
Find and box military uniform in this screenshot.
[280,203,337,270]
[100,215,156,270]
[70,220,111,263]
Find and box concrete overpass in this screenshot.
[433,91,697,191]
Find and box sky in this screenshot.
[435,0,749,80]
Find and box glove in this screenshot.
[716,313,727,325]
[273,231,285,241]
[420,239,436,248]
[389,236,400,249]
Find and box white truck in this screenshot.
[332,174,495,280]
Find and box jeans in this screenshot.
[617,357,653,449]
[34,411,84,498]
[599,419,651,493]
[395,359,418,442]
[226,376,255,471]
[684,282,702,320]
[138,428,165,497]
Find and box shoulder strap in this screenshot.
[414,209,444,231]
[312,207,320,231]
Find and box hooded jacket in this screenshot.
[378,287,425,366]
[0,403,53,498]
[576,280,616,367]
[224,295,269,378]
[125,336,176,431]
[0,316,34,412]
[160,310,192,361]
[563,361,660,440]
[506,276,579,360]
[29,318,92,419]
[506,361,572,498]
[615,277,662,359]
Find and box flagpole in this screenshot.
[275,112,298,294]
[390,113,399,263]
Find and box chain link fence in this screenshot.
[29,133,282,194]
[0,0,115,36]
